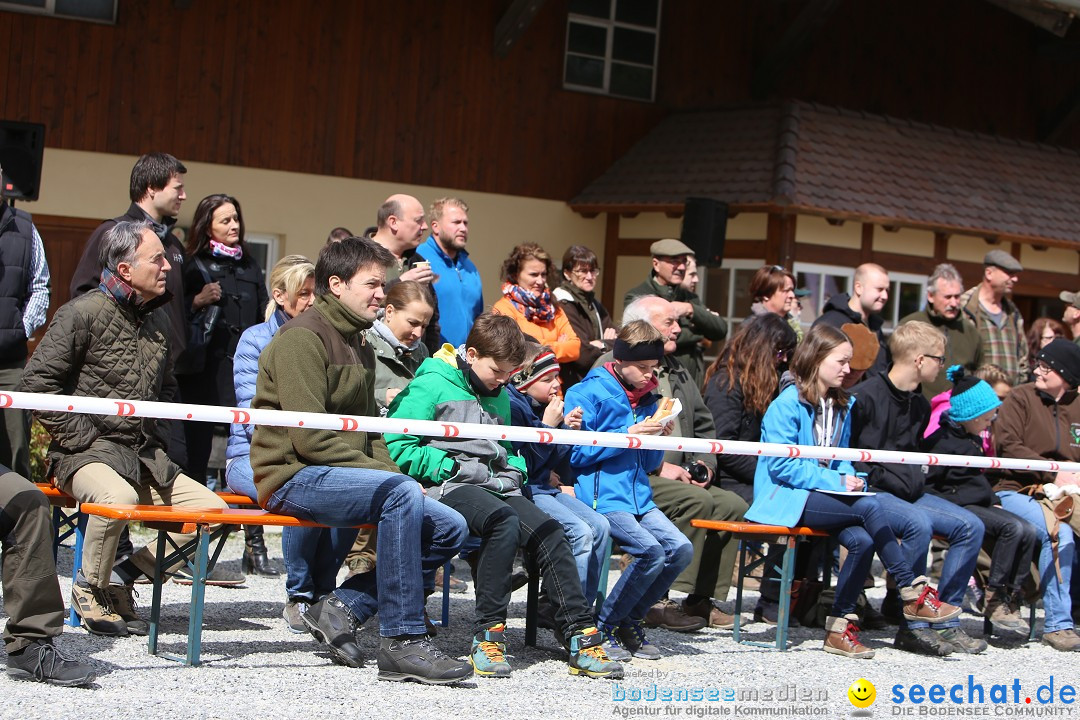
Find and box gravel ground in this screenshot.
[3,528,1075,720]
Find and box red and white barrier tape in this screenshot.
[6,390,1079,475]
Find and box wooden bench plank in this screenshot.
[690,519,829,537]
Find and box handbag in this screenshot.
[174,256,221,375]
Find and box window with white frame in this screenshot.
[244,233,279,288]
[701,260,764,332]
[793,263,927,332]
[564,0,661,102]
[0,0,116,23]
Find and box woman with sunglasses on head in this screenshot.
[922,366,1037,635]
[993,339,1080,652]
[553,246,616,389]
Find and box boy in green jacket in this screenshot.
[386,312,622,680]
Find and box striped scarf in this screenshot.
[501,282,555,323]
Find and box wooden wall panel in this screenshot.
[1,0,1079,201]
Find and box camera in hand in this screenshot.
[682,463,711,487]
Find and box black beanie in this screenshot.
[1037,338,1080,388]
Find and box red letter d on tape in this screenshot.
[537,431,553,444]
[231,410,250,425]
[115,402,135,416]
[0,393,11,408]
[442,424,460,438]
[341,418,358,431]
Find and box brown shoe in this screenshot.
[1042,628,1080,652]
[433,566,467,593]
[984,587,1028,633]
[900,576,961,623]
[618,553,634,572]
[682,597,736,629]
[643,599,706,633]
[823,614,875,659]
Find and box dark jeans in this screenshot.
[0,469,66,653]
[798,492,915,617]
[438,484,593,638]
[963,503,1038,594]
[266,466,466,637]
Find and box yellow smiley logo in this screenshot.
[848,678,876,708]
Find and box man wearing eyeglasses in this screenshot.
[960,250,1026,385]
[900,263,984,400]
[624,239,727,387]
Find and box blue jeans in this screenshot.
[224,456,257,502]
[799,492,915,616]
[265,465,468,637]
[600,508,693,626]
[530,492,610,604]
[876,492,984,629]
[998,490,1075,633]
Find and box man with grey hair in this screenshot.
[21,220,229,638]
[899,263,983,399]
[601,295,748,632]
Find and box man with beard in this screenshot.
[813,263,891,378]
[418,197,481,351]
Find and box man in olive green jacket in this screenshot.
[250,236,470,684]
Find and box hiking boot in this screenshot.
[283,598,310,634]
[823,614,875,659]
[894,627,954,656]
[7,640,96,687]
[105,584,149,636]
[377,635,474,685]
[617,619,661,660]
[1041,628,1080,652]
[568,627,624,679]
[173,566,246,587]
[753,600,801,628]
[682,597,736,629]
[597,622,632,662]
[900,576,961,623]
[433,565,467,593]
[879,589,903,625]
[470,624,511,677]
[70,583,127,637]
[983,588,1027,633]
[643,599,706,633]
[937,626,987,654]
[301,593,364,668]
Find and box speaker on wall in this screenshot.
[680,197,728,267]
[0,121,45,201]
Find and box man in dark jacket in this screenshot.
[624,239,726,387]
[899,263,983,399]
[606,296,748,631]
[813,263,891,377]
[850,321,984,656]
[20,221,229,639]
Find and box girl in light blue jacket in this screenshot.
[745,325,959,659]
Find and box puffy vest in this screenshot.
[0,204,33,362]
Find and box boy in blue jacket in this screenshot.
[565,320,693,661]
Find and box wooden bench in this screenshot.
[78,502,374,666]
[691,519,828,650]
[693,519,1040,649]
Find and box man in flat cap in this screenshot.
[960,250,1026,385]
[624,239,726,386]
[1060,289,1080,348]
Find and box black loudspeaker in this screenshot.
[0,121,45,201]
[680,197,728,267]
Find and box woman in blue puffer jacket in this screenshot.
[745,324,959,660]
[224,256,318,601]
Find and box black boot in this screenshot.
[242,525,281,576]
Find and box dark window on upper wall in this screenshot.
[0,0,116,24]
[564,0,661,102]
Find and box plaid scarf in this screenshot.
[501,282,555,324]
[98,267,171,314]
